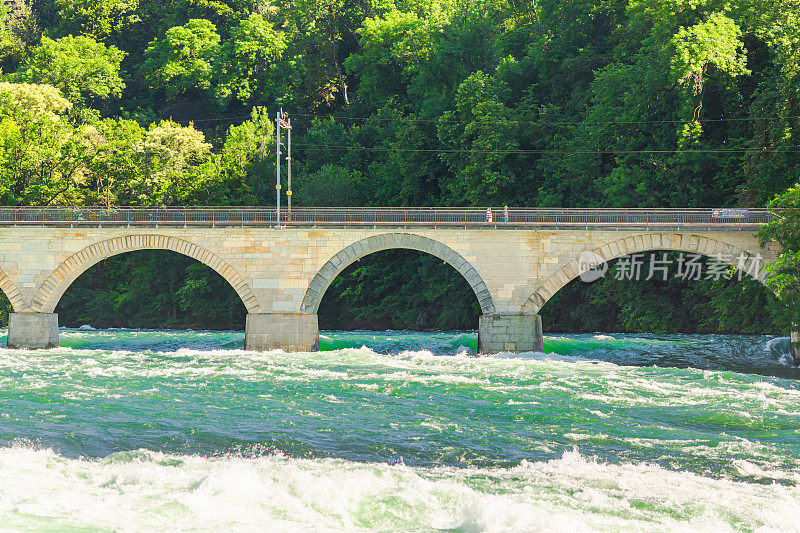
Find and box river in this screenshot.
[0,329,798,531]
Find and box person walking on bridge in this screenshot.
[486,207,493,223]
[503,205,509,223]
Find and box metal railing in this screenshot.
[0,207,776,230]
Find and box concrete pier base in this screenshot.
[7,313,59,349]
[478,313,543,354]
[791,330,800,366]
[245,313,319,352]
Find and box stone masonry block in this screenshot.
[7,312,58,349]
[245,313,318,352]
[478,313,542,354]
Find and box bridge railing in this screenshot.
[0,207,776,229]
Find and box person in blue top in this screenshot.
[503,205,509,222]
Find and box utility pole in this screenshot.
[287,117,292,221]
[276,109,293,225]
[279,113,292,222]
[275,110,281,226]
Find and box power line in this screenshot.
[291,142,800,155]
[289,113,788,127]
[166,112,791,127]
[156,116,799,155]
[161,112,800,155]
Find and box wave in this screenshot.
[2,328,797,381]
[765,336,796,367]
[0,444,797,531]
[319,330,478,355]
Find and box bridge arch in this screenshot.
[300,233,495,314]
[524,233,771,314]
[0,267,27,312]
[30,235,261,314]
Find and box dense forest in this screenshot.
[0,0,797,332]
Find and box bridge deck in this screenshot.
[0,207,774,230]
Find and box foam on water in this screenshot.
[1,329,799,530]
[319,329,479,354]
[1,444,798,532]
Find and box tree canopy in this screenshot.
[0,0,796,332]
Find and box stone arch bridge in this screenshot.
[0,207,781,352]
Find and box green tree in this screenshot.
[0,0,39,66]
[298,164,368,205]
[18,35,125,104]
[0,82,98,205]
[214,13,287,107]
[55,0,139,40]
[194,107,275,205]
[87,117,147,206]
[758,187,800,335]
[128,119,211,204]
[670,12,750,140]
[141,19,220,99]
[438,71,521,205]
[344,10,426,108]
[277,0,388,107]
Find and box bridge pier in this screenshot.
[478,313,543,354]
[791,330,800,366]
[245,313,319,352]
[7,313,59,349]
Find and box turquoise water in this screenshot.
[0,329,799,530]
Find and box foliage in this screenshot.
[542,253,789,334]
[132,120,212,203]
[141,19,220,99]
[671,12,750,96]
[54,0,139,40]
[0,0,796,332]
[0,0,38,67]
[319,249,481,331]
[56,250,246,329]
[214,14,288,107]
[199,106,275,205]
[758,187,800,337]
[18,36,125,104]
[0,81,71,116]
[0,82,91,205]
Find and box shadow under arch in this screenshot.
[300,233,495,315]
[30,235,261,314]
[524,233,773,314]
